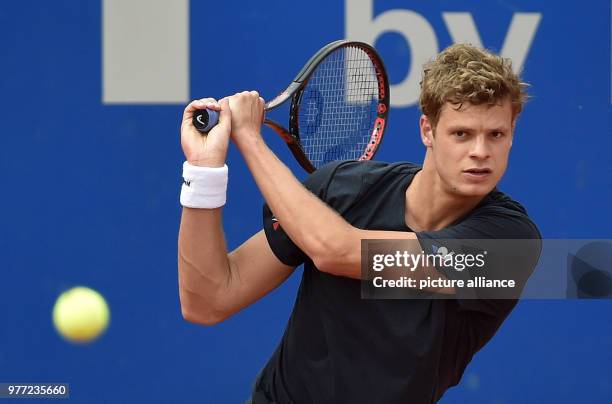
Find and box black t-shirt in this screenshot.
[256,160,541,404]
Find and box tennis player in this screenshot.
[178,44,541,403]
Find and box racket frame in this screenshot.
[263,40,390,173]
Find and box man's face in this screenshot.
[420,99,515,197]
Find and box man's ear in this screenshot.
[420,115,434,147]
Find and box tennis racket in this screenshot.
[192,40,390,173]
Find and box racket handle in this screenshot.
[192,109,219,133]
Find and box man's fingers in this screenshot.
[231,91,260,99]
[227,91,265,122]
[184,97,220,115]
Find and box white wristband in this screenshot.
[180,162,228,209]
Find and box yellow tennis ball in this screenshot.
[52,286,110,343]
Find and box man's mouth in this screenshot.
[463,168,492,174]
[463,168,492,180]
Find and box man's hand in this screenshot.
[180,97,231,168]
[227,91,265,148]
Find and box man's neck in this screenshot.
[405,163,486,232]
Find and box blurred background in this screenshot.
[1,0,611,402]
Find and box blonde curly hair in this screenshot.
[419,43,528,127]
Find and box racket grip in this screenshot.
[192,109,219,133]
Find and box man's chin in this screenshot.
[452,182,496,198]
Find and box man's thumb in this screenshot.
[217,98,231,131]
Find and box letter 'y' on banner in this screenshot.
[442,12,541,74]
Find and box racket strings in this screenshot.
[297,46,380,168]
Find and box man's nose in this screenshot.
[468,135,491,159]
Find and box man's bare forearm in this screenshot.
[237,136,356,268]
[178,207,232,323]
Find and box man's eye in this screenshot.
[454,131,466,138]
[491,131,504,138]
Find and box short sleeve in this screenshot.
[416,204,542,316]
[262,161,349,267]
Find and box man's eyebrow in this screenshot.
[445,126,474,133]
[487,126,511,133]
[445,125,510,133]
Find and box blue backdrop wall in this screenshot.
[1,1,611,403]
